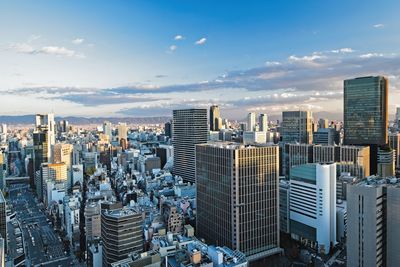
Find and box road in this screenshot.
[7,184,71,266]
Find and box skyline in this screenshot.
[1,1,400,119]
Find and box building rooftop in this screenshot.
[356,176,400,188]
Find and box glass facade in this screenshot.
[196,143,279,259]
[344,76,388,145]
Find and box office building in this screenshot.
[103,121,112,141]
[279,179,290,234]
[242,131,266,145]
[344,76,388,145]
[209,105,221,131]
[54,143,74,188]
[283,143,313,177]
[318,118,329,129]
[101,208,143,266]
[313,128,336,145]
[0,152,5,191]
[117,123,128,143]
[196,142,281,261]
[344,76,388,175]
[396,107,400,129]
[0,191,6,251]
[388,133,400,170]
[289,163,336,255]
[164,121,172,138]
[247,112,256,132]
[85,202,101,246]
[347,177,400,267]
[172,109,207,183]
[377,146,396,177]
[282,110,313,144]
[35,113,56,162]
[259,114,268,132]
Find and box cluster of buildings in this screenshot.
[0,75,398,266]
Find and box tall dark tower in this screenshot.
[209,105,220,131]
[344,76,388,174]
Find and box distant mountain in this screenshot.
[0,115,172,125]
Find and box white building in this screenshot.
[247,112,256,132]
[242,131,266,145]
[289,163,337,254]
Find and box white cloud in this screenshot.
[9,43,35,53]
[174,35,184,40]
[169,45,177,52]
[265,61,281,66]
[72,38,84,44]
[373,23,385,28]
[330,48,354,53]
[359,53,383,58]
[9,43,84,58]
[195,37,207,45]
[288,53,324,64]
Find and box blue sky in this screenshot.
[1,0,400,119]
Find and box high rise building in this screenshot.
[313,128,336,145]
[35,114,56,161]
[247,112,256,132]
[117,123,128,143]
[344,76,388,145]
[54,143,74,188]
[289,163,337,254]
[377,146,396,177]
[282,111,313,144]
[344,76,388,175]
[0,152,5,190]
[209,105,221,131]
[396,107,400,129]
[103,121,112,141]
[388,133,400,170]
[318,118,329,129]
[347,177,400,267]
[85,202,101,247]
[101,208,143,266]
[164,121,172,138]
[33,132,49,173]
[259,114,268,132]
[196,142,281,261]
[0,191,6,251]
[172,109,207,183]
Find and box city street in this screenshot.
[7,184,70,266]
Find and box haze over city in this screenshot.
[1,0,400,119]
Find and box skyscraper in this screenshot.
[344,76,388,145]
[289,163,337,255]
[53,143,73,188]
[117,122,127,143]
[0,191,6,251]
[101,208,143,266]
[103,121,112,141]
[344,76,388,175]
[259,113,268,132]
[33,132,49,172]
[347,177,400,267]
[318,118,329,129]
[35,113,56,161]
[247,112,256,132]
[396,107,400,129]
[172,109,207,183]
[164,121,172,138]
[282,111,313,144]
[196,142,280,261]
[209,105,221,131]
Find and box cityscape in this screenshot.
[1,1,400,267]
